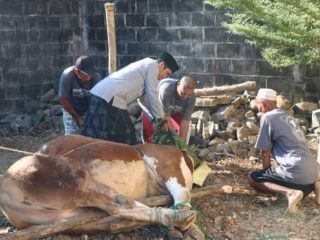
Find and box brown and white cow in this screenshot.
[0,135,203,238]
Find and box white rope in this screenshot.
[0,145,36,155]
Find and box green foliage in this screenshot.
[152,119,202,168]
[205,0,320,67]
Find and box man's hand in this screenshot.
[75,116,85,127]
[160,117,169,132]
[261,150,272,169]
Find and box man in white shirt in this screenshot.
[82,51,179,145]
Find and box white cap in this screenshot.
[256,88,277,101]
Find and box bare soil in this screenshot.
[0,132,320,240]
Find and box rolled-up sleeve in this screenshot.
[144,63,164,118]
[255,115,273,151]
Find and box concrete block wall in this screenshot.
[0,0,81,114]
[0,0,319,116]
[93,0,319,101]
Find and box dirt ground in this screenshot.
[0,132,320,240]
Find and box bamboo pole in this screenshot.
[104,3,117,74]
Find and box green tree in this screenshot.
[205,0,320,68]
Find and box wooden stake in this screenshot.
[104,3,117,74]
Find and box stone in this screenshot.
[247,135,257,145]
[198,148,210,159]
[41,89,56,103]
[249,99,258,111]
[216,130,234,141]
[202,121,215,140]
[231,96,245,109]
[245,110,255,118]
[214,105,236,121]
[208,137,225,146]
[50,105,63,116]
[190,123,197,136]
[237,126,251,141]
[276,94,291,110]
[294,102,318,112]
[214,216,225,230]
[312,109,320,128]
[246,115,258,124]
[246,121,260,135]
[226,119,241,134]
[191,109,210,123]
[20,115,33,130]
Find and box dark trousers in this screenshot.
[82,94,137,145]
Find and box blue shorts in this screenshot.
[250,168,315,195]
[62,109,81,135]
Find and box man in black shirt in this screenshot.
[59,56,101,135]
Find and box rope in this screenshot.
[60,141,105,156]
[0,140,105,158]
[0,145,36,155]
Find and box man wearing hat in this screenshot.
[248,88,320,213]
[82,51,179,145]
[59,55,102,135]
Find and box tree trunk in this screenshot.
[194,81,256,97]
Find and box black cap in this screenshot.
[158,51,179,73]
[75,56,95,75]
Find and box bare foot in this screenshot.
[286,190,303,214]
[314,181,320,205]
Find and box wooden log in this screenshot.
[104,3,117,74]
[0,185,254,240]
[1,211,106,240]
[194,81,256,97]
[195,95,233,107]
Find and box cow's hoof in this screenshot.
[183,223,205,240]
[173,209,197,231]
[168,227,184,239]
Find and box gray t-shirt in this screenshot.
[158,79,196,121]
[255,108,319,184]
[59,66,101,115]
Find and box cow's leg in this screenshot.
[79,179,196,231]
[163,153,193,210]
[165,178,192,209]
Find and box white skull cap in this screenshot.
[256,88,277,101]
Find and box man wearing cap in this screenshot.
[248,88,320,213]
[142,76,196,143]
[59,56,102,135]
[82,51,179,145]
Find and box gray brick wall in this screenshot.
[98,0,319,102]
[0,0,319,116]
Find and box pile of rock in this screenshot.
[0,82,319,164]
[0,89,63,136]
[190,91,320,161]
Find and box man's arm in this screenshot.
[144,63,165,119]
[179,119,190,141]
[59,97,84,127]
[261,150,272,169]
